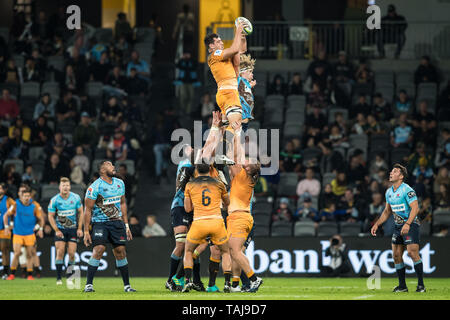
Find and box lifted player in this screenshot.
[0,183,15,279]
[47,177,84,285]
[371,164,425,293]
[238,53,256,131]
[83,161,136,293]
[3,187,44,280]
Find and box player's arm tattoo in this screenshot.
[84,198,95,232]
[120,195,128,224]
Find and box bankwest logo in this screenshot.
[245,241,436,274]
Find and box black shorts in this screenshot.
[171,206,192,228]
[91,220,127,248]
[391,223,420,246]
[244,223,255,249]
[55,228,78,243]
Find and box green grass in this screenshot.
[0,277,449,300]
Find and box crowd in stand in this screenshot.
[0,11,153,236]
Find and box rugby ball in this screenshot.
[235,17,253,35]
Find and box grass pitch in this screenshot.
[0,277,449,300]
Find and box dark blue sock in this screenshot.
[169,254,182,281]
[414,260,424,286]
[86,258,100,285]
[395,263,406,288]
[193,257,201,283]
[116,258,130,287]
[55,260,64,280]
[240,270,250,287]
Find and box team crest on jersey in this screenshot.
[407,191,416,198]
[214,50,222,56]
[117,184,121,188]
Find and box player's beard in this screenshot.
[106,171,116,178]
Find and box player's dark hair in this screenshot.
[98,160,110,172]
[0,182,7,190]
[393,163,408,181]
[204,33,219,48]
[196,162,210,174]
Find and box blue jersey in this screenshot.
[12,199,43,236]
[238,76,254,121]
[171,159,194,210]
[48,192,82,229]
[386,182,419,225]
[85,177,125,223]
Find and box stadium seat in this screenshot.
[349,134,368,150]
[0,83,19,97]
[277,172,299,197]
[328,108,348,123]
[302,147,322,164]
[253,223,270,237]
[12,54,24,68]
[370,134,390,151]
[286,95,306,108]
[339,222,361,236]
[433,210,450,228]
[253,201,273,216]
[374,71,394,86]
[417,82,437,99]
[3,159,24,175]
[254,213,271,226]
[294,221,316,237]
[271,221,293,237]
[248,120,260,131]
[29,160,45,182]
[265,95,285,110]
[285,109,305,125]
[322,172,336,186]
[94,28,113,43]
[29,146,46,161]
[21,81,40,98]
[135,27,155,43]
[283,123,302,139]
[42,81,60,100]
[396,71,414,86]
[263,109,284,128]
[41,184,60,201]
[116,160,136,176]
[47,56,65,72]
[20,97,38,122]
[317,221,338,237]
[375,84,394,103]
[390,148,411,166]
[86,81,104,98]
[71,184,85,200]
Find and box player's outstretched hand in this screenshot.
[370,224,378,237]
[212,111,221,127]
[126,228,133,241]
[84,232,92,247]
[400,223,410,236]
[235,22,244,35]
[77,229,84,238]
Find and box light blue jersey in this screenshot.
[48,192,82,229]
[171,159,194,210]
[386,182,419,225]
[85,177,125,223]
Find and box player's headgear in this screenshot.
[239,54,255,74]
[393,163,408,181]
[204,33,219,48]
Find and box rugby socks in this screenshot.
[86,258,100,285]
[116,258,130,287]
[2,265,9,276]
[240,270,250,287]
[246,270,257,282]
[176,261,185,279]
[27,269,33,277]
[395,263,407,288]
[232,276,240,288]
[224,270,232,285]
[414,260,424,287]
[193,255,201,284]
[184,266,193,282]
[55,259,64,280]
[208,258,220,287]
[169,254,182,281]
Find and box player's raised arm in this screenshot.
[83,198,95,247]
[221,23,244,60]
[371,202,393,236]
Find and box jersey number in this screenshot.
[202,189,211,206]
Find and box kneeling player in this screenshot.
[83,161,136,293]
[182,162,233,292]
[48,177,84,285]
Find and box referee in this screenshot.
[371,164,425,293]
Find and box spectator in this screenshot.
[107,129,129,161]
[268,74,288,96]
[324,124,350,149]
[354,58,374,85]
[199,93,215,121]
[305,105,327,131]
[3,127,29,159]
[100,96,123,124]
[112,35,130,64]
[350,95,371,119]
[306,50,332,80]
[288,72,303,95]
[376,4,407,59]
[33,93,55,120]
[437,81,450,117]
[372,92,392,121]
[0,89,20,122]
[172,4,195,54]
[79,94,97,119]
[306,82,328,113]
[319,201,336,222]
[142,215,167,237]
[414,55,439,85]
[128,216,142,238]
[295,197,319,222]
[106,65,127,92]
[271,198,294,223]
[122,99,143,124]
[126,50,150,82]
[366,114,384,135]
[22,165,38,184]
[320,235,351,277]
[337,189,362,223]
[21,57,41,82]
[369,152,388,179]
[331,171,348,197]
[415,119,436,148]
[412,157,434,186]
[319,183,336,210]
[351,113,370,135]
[390,113,413,148]
[279,140,302,173]
[4,59,21,84]
[1,164,21,192]
[30,11,50,41]
[435,129,450,168]
[31,116,53,147]
[55,90,78,125]
[333,50,354,98]
[88,38,108,63]
[119,164,135,203]
[176,52,198,115]
[347,152,368,185]
[126,67,148,96]
[435,184,450,210]
[332,112,349,136]
[254,176,271,198]
[296,167,321,199]
[151,117,171,184]
[30,48,47,78]
[71,145,90,176]
[413,100,437,129]
[364,192,385,234]
[304,63,331,94]
[8,117,31,143]
[42,153,69,184]
[90,51,111,83]
[394,89,413,114]
[114,12,133,42]
[407,142,434,174]
[434,167,450,194]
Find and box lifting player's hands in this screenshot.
[212,111,221,128]
[84,232,92,247]
[77,228,84,238]
[250,79,256,88]
[235,21,245,36]
[126,226,133,241]
[400,223,410,236]
[370,223,378,237]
